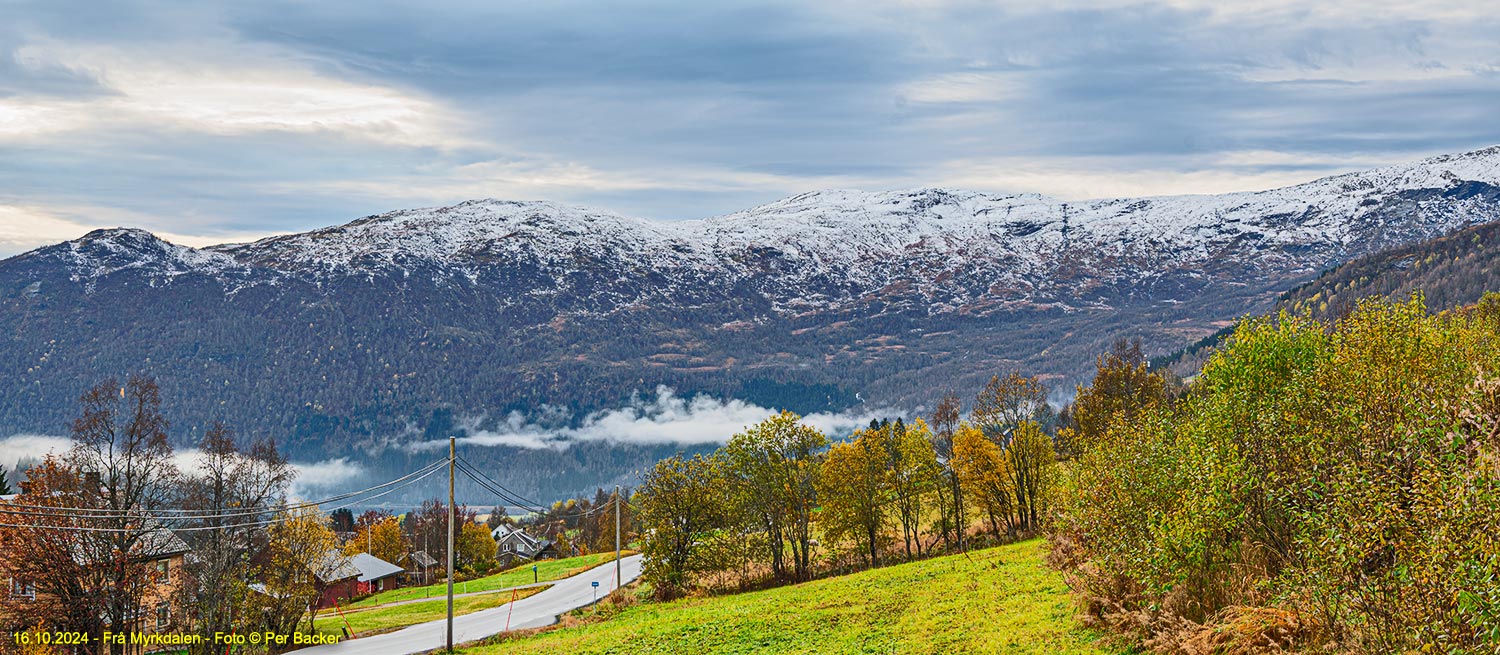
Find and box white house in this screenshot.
[490,524,556,563]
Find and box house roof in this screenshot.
[347,552,404,583]
[316,550,361,583]
[63,521,189,566]
[138,524,191,559]
[410,550,438,568]
[497,528,544,549]
[247,582,287,599]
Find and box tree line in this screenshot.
[634,370,1070,599]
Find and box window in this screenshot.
[156,602,170,629]
[155,560,170,584]
[503,542,512,552]
[10,578,35,599]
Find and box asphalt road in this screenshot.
[301,554,643,655]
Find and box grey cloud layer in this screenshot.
[1,0,1498,254]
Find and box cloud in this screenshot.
[0,434,72,470]
[1,38,467,149]
[409,386,896,451]
[0,203,283,256]
[0,435,357,501]
[287,457,366,498]
[0,0,1498,249]
[166,447,363,499]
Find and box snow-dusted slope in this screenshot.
[2,146,1500,461]
[14,146,1500,318]
[182,144,1500,315]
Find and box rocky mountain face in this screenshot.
[2,146,1499,497]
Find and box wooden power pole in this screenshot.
[447,436,456,653]
[614,485,622,592]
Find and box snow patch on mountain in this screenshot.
[13,145,1500,312]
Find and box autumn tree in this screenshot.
[1058,337,1174,458]
[929,391,964,549]
[885,419,940,558]
[722,411,827,582]
[402,499,476,574]
[456,521,497,573]
[637,454,730,599]
[354,510,390,531]
[179,423,294,654]
[486,507,514,532]
[972,371,1048,441]
[344,515,406,565]
[329,508,355,533]
[1056,296,1500,650]
[66,376,181,653]
[817,431,888,567]
[1001,421,1055,533]
[0,458,107,638]
[255,507,338,641]
[952,424,1014,538]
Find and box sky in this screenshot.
[1,0,1499,256]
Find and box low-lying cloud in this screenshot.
[0,434,72,471]
[410,386,897,452]
[0,433,360,498]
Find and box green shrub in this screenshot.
[1054,294,1500,653]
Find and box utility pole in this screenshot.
[447,436,456,653]
[614,485,622,592]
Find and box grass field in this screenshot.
[465,539,1127,655]
[348,552,627,608]
[314,585,548,637]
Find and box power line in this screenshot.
[0,461,448,532]
[454,459,557,515]
[459,461,617,519]
[454,457,549,511]
[0,459,447,521]
[455,460,618,519]
[453,461,548,514]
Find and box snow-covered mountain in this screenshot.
[2,145,1499,487]
[35,145,1500,316]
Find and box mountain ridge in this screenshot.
[19,152,1500,323]
[4,146,1500,499]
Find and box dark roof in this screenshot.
[497,529,544,550]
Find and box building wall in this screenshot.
[318,578,359,609]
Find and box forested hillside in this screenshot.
[1280,219,1500,321]
[1162,219,1500,377]
[3,148,1499,501]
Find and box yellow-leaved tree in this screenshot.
[457,522,497,573]
[255,507,337,640]
[817,431,888,567]
[888,419,941,559]
[951,424,1013,538]
[343,516,406,565]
